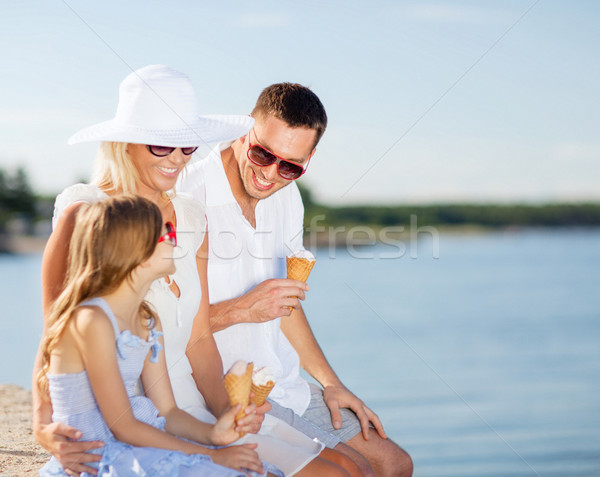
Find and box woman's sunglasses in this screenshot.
[247,131,309,180]
[158,222,177,246]
[147,145,198,157]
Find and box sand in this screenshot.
[0,384,48,476]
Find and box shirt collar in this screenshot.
[204,142,238,207]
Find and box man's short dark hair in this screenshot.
[251,83,327,147]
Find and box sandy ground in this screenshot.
[0,384,49,476]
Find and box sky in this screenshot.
[1,0,599,205]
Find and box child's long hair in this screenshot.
[38,195,163,397]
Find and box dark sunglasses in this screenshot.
[157,222,177,246]
[147,145,198,157]
[247,130,309,180]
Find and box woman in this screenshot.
[34,65,358,476]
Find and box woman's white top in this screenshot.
[53,183,212,421]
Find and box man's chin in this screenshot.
[245,175,285,199]
[246,187,277,200]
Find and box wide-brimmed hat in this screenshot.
[68,65,253,147]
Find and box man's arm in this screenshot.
[208,278,309,332]
[279,305,387,440]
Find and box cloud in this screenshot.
[232,12,292,29]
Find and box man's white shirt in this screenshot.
[178,143,311,416]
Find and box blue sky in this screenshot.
[2,1,599,204]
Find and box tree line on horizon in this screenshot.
[1,167,600,232]
[297,183,600,228]
[0,167,37,229]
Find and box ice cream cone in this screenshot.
[223,361,253,432]
[286,256,316,282]
[250,381,275,407]
[286,253,316,311]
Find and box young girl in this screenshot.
[38,195,281,476]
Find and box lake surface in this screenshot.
[1,229,599,476]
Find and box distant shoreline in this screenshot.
[0,235,48,255]
[0,384,48,476]
[2,226,600,255]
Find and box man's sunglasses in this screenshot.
[247,130,309,180]
[158,222,177,246]
[147,145,198,157]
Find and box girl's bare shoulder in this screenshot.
[70,305,115,340]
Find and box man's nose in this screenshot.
[263,162,281,181]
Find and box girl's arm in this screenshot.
[80,309,264,473]
[34,203,103,474]
[74,308,209,455]
[140,317,240,446]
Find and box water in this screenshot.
[0,252,43,389]
[1,229,599,476]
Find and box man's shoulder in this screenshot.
[178,150,221,202]
[181,156,212,187]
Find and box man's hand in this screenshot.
[241,279,309,323]
[210,278,310,331]
[323,384,387,440]
[235,399,271,435]
[35,421,103,475]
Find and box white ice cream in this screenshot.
[290,249,315,261]
[252,366,275,386]
[228,360,248,376]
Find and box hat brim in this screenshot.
[68,114,254,147]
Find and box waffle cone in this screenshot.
[250,381,275,407]
[286,256,316,282]
[223,362,253,427]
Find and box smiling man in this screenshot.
[179,83,412,476]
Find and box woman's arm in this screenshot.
[41,202,83,316]
[34,203,103,474]
[185,233,268,433]
[185,233,230,417]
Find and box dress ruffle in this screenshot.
[40,438,284,477]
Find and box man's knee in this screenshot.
[387,443,413,477]
[333,442,374,477]
[346,430,413,477]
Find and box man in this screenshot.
[179,83,413,476]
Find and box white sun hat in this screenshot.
[68,65,253,147]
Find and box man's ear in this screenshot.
[308,147,317,161]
